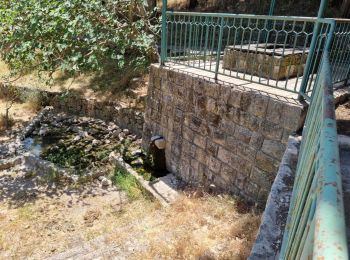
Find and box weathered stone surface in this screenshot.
[208,156,222,174]
[250,167,274,188]
[234,125,252,144]
[256,151,280,173]
[143,65,305,205]
[260,121,284,141]
[262,139,286,160]
[281,103,304,131]
[266,98,284,124]
[217,147,232,163]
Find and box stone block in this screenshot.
[189,116,203,133]
[174,108,183,123]
[266,99,283,126]
[204,81,220,99]
[256,151,279,173]
[227,88,242,108]
[207,113,221,127]
[220,164,237,183]
[212,128,226,146]
[235,142,257,162]
[181,139,193,157]
[206,140,219,157]
[239,111,261,132]
[262,139,286,160]
[231,154,252,176]
[194,134,207,149]
[234,125,252,144]
[239,91,252,112]
[208,156,222,174]
[226,136,238,154]
[281,103,304,131]
[234,171,247,190]
[250,167,274,189]
[206,97,218,114]
[183,74,193,89]
[217,147,232,164]
[219,121,235,138]
[250,132,264,149]
[182,126,194,141]
[248,93,269,118]
[260,120,283,141]
[195,147,208,165]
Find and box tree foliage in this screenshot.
[0,0,159,79]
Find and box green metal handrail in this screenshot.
[161,10,335,97]
[279,52,348,259]
[330,19,350,86]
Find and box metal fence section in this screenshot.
[330,19,350,87]
[162,12,336,97]
[279,52,348,259]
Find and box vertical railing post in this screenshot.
[268,0,276,15]
[299,0,329,99]
[215,17,224,81]
[160,0,168,65]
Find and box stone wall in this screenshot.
[143,64,306,204]
[0,84,145,136]
[50,94,145,136]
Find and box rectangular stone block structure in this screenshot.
[143,64,306,205]
[222,44,309,80]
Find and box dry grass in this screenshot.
[0,174,261,259]
[138,195,260,259]
[106,194,261,259]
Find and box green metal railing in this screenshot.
[330,19,350,86]
[161,11,336,97]
[279,52,348,259]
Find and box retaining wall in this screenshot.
[142,64,306,204]
[0,84,145,136]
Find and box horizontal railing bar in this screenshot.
[167,11,334,24]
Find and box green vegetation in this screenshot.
[0,0,159,84]
[113,167,148,200]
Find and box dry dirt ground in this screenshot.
[0,165,261,259]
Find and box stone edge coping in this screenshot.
[113,157,179,208]
[248,135,300,260]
